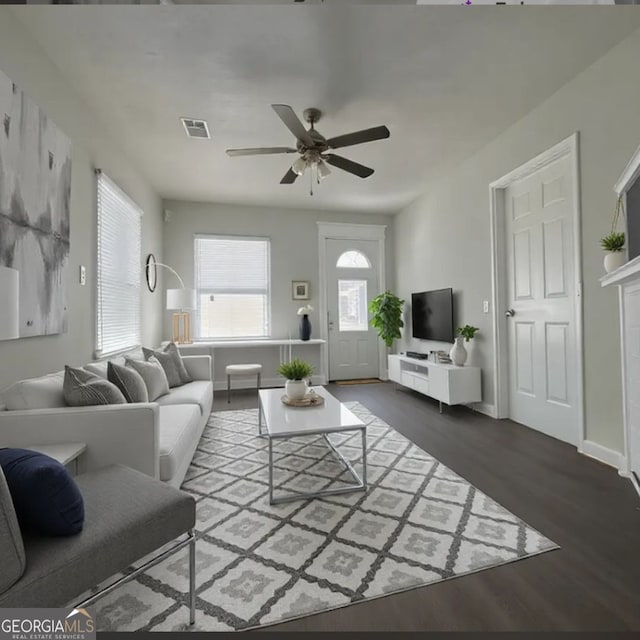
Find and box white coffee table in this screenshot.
[258,386,367,505]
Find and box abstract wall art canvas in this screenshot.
[0,68,71,337]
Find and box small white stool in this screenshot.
[225,363,263,403]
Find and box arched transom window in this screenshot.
[336,250,371,269]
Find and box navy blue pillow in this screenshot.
[0,448,84,536]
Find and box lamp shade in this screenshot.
[0,266,19,340]
[166,288,196,311]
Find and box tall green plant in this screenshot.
[369,291,404,348]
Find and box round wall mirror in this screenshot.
[145,253,157,292]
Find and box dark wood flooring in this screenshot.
[214,382,640,631]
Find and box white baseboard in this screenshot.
[623,470,640,497]
[579,440,623,469]
[214,375,327,392]
[472,402,497,418]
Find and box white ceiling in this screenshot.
[13,7,640,213]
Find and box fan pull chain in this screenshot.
[309,166,314,196]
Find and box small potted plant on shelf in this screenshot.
[602,195,626,273]
[601,231,626,273]
[369,291,404,348]
[277,358,314,401]
[449,325,479,367]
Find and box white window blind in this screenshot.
[195,235,270,339]
[96,170,142,357]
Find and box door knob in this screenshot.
[505,309,515,317]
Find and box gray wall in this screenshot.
[394,26,640,453]
[162,199,394,346]
[0,10,164,391]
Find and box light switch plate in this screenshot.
[483,300,489,313]
[79,265,86,286]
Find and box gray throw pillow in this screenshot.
[107,361,149,403]
[142,343,192,387]
[164,342,192,384]
[63,366,127,406]
[125,356,170,401]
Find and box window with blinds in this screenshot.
[194,235,270,339]
[95,170,142,357]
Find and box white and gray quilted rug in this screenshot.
[93,402,558,631]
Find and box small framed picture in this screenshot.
[292,281,310,300]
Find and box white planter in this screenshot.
[285,379,307,401]
[604,251,627,274]
[449,336,468,366]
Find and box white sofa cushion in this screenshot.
[1,372,65,410]
[157,405,201,482]
[155,381,213,416]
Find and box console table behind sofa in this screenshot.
[172,339,326,391]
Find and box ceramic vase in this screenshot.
[299,314,312,341]
[286,379,307,401]
[604,251,626,273]
[449,336,468,366]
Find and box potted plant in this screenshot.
[601,231,626,273]
[602,196,626,273]
[278,358,314,400]
[449,325,479,366]
[369,291,404,348]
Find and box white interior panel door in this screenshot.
[326,239,379,381]
[505,155,578,445]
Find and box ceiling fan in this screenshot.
[226,104,390,192]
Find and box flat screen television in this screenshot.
[411,288,454,343]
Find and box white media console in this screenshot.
[388,354,481,412]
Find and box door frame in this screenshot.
[317,222,387,382]
[489,132,585,448]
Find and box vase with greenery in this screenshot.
[369,291,404,348]
[449,325,479,366]
[278,358,314,400]
[297,304,313,341]
[602,196,626,273]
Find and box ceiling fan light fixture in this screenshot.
[317,160,331,181]
[292,157,307,176]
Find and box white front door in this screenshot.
[505,154,578,445]
[326,239,380,381]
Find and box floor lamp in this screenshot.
[0,266,19,341]
[146,261,196,345]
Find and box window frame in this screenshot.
[193,233,271,340]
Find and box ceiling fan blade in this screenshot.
[271,104,315,147]
[324,154,374,178]
[226,147,297,157]
[280,167,299,184]
[326,125,390,150]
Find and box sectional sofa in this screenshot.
[0,352,213,487]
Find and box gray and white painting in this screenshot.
[0,68,71,337]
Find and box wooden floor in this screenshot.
[215,382,640,631]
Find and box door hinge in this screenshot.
[577,281,582,297]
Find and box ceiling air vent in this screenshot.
[181,118,210,140]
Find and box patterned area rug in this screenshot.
[92,402,558,631]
